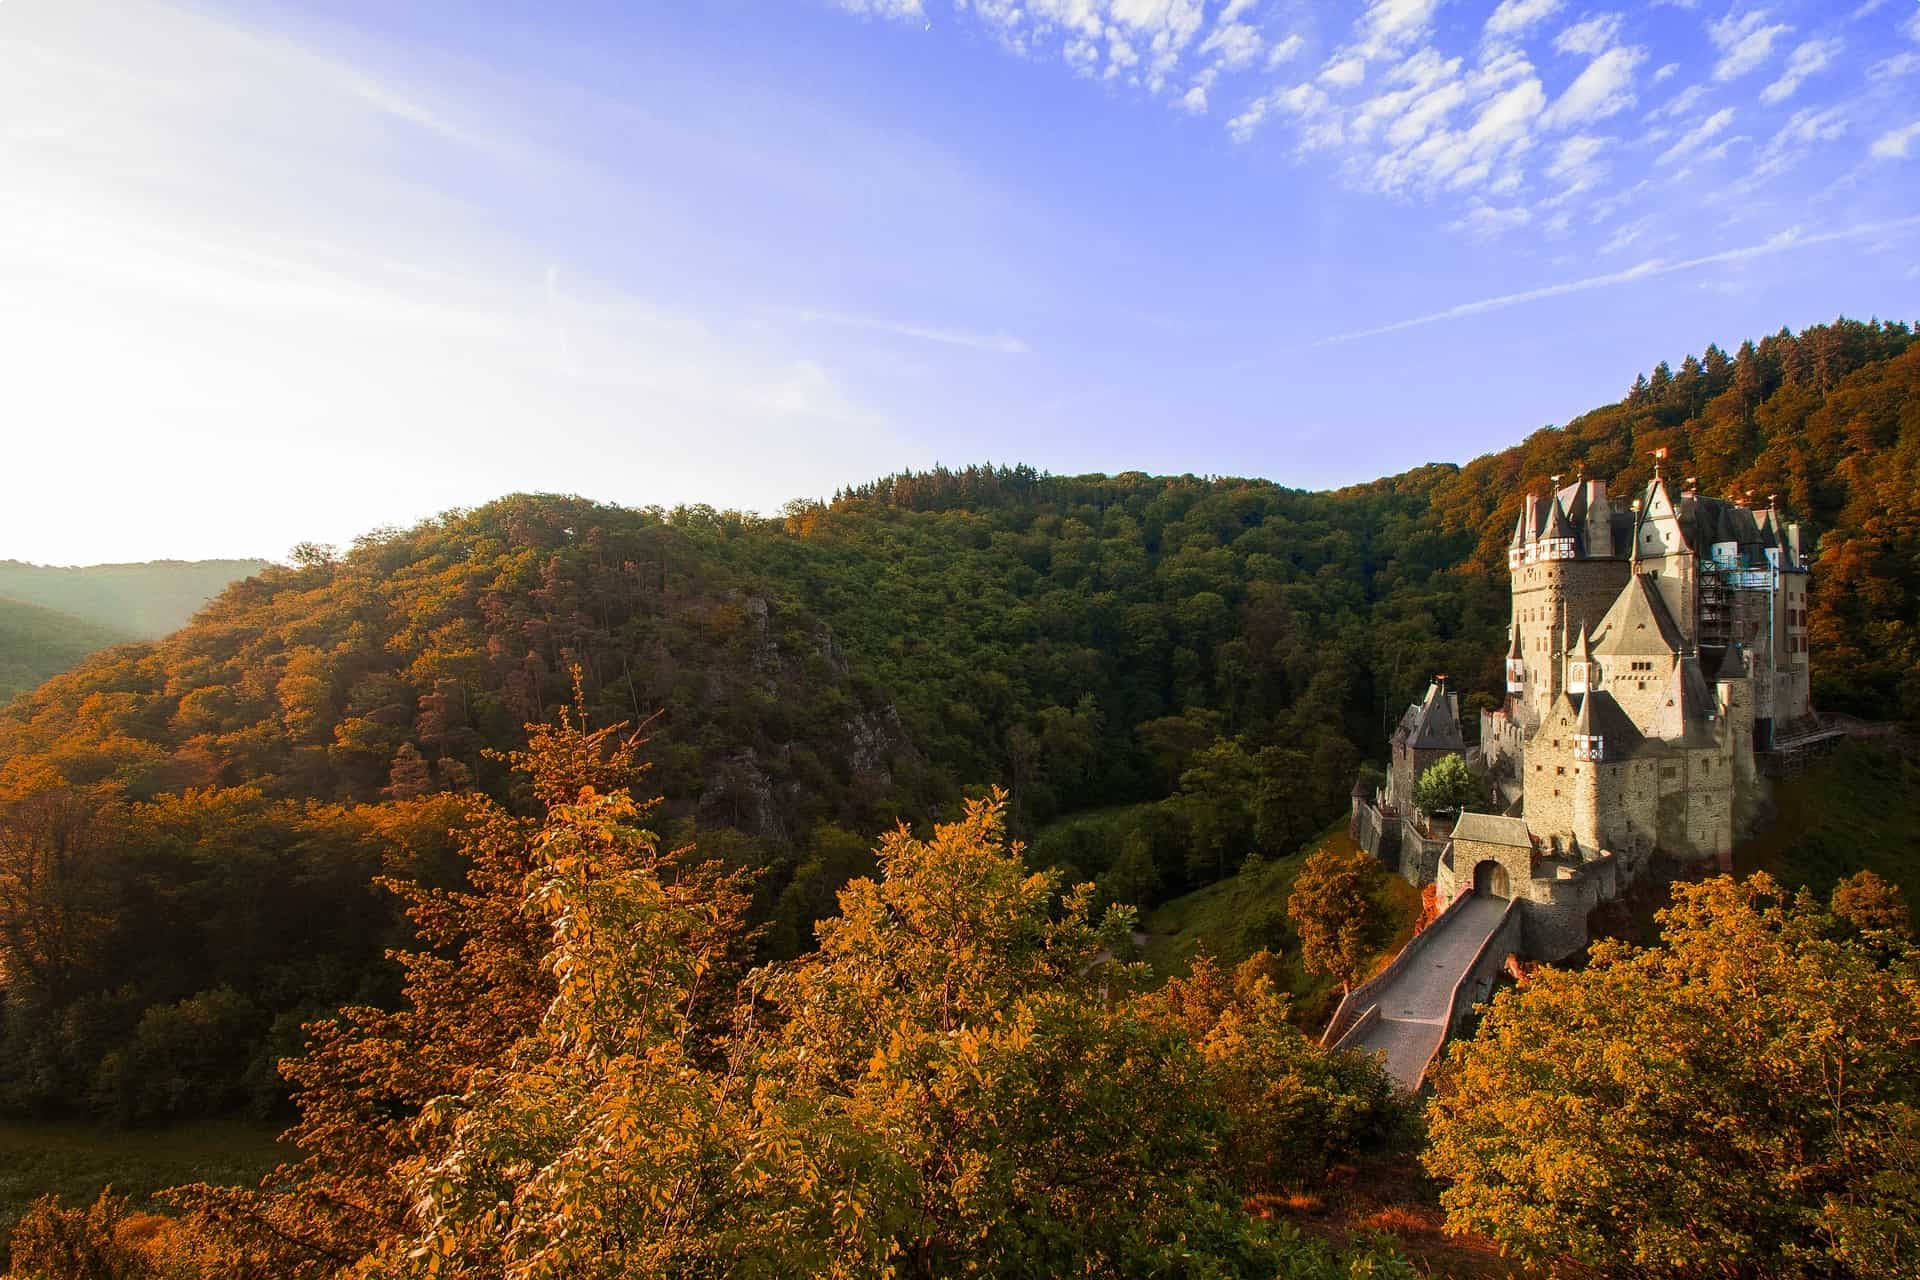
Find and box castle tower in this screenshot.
[1716,641,1756,787]
[1508,479,1636,728]
[1568,690,1605,853]
[1635,470,1701,652]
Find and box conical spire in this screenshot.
[1544,495,1576,541]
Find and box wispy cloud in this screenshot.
[1310,215,1920,346]
[1761,38,1842,104]
[3,0,924,560]
[1554,13,1625,57]
[784,308,1031,354]
[1709,8,1791,81]
[1872,122,1920,159]
[832,0,926,19]
[1542,44,1646,127]
[1485,0,1565,41]
[1656,106,1736,164]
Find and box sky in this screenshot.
[3,0,1918,565]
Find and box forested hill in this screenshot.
[0,558,270,639]
[0,316,1915,1123]
[0,598,131,704]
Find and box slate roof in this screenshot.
[1571,689,1646,750]
[1403,682,1465,751]
[1452,812,1534,847]
[1589,573,1686,659]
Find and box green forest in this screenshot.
[0,600,129,706]
[2,319,1920,1277]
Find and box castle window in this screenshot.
[1556,766,1565,775]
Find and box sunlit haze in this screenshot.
[4,0,1917,564]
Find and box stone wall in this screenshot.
[1352,798,1398,869]
[1398,821,1448,886]
[1521,861,1607,961]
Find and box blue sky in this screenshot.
[3,0,1917,563]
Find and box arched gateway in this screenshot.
[1473,859,1511,898]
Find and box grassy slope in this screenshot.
[1735,739,1920,923]
[1137,827,1424,1026]
[0,1120,283,1266]
[0,597,131,704]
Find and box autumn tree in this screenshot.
[1424,874,1920,1279]
[1832,868,1911,936]
[1287,844,1389,993]
[378,792,1333,1278]
[369,757,757,1279]
[1147,952,1406,1192]
[0,774,119,1006]
[170,701,681,1277]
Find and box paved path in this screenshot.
[1340,895,1510,1089]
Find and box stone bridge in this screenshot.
[1321,890,1522,1092]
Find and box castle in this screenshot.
[1353,464,1813,960]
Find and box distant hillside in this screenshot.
[0,597,132,703]
[0,558,268,639]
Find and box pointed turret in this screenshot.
[1506,623,1526,693]
[1566,622,1594,694]
[1572,687,1604,762]
[1406,680,1465,751]
[1540,496,1577,560]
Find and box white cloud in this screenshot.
[1485,0,1564,40]
[1599,215,1655,252]
[1310,214,1920,345]
[1321,55,1368,87]
[1761,38,1841,104]
[834,0,925,17]
[1452,204,1533,237]
[1555,13,1625,56]
[1709,9,1791,82]
[1646,83,1707,120]
[1872,122,1920,159]
[1772,104,1848,148]
[1180,82,1210,112]
[1656,105,1736,164]
[1228,79,1332,142]
[1371,68,1548,192]
[1871,52,1920,78]
[1542,44,1645,127]
[1266,34,1305,68]
[1199,19,1264,70]
[1546,132,1613,192]
[1354,0,1444,57]
[1653,61,1679,81]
